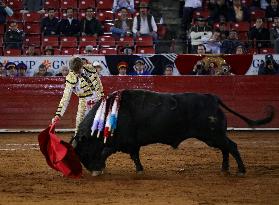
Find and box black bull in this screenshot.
[73,89,274,176]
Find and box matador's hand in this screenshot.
[51,115,60,124]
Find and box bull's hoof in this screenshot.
[237,172,246,177]
[92,170,103,176]
[221,169,230,176]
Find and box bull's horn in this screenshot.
[92,171,103,176]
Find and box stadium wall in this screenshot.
[0,76,278,131]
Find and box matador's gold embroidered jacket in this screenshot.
[55,64,104,130]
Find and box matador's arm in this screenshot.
[55,72,77,117]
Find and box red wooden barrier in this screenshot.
[0,76,278,130]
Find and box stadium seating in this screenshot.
[4,49,22,56]
[23,12,42,23]
[135,36,153,47]
[61,47,79,55]
[60,36,78,48]
[117,36,134,48]
[24,35,41,47]
[42,36,59,47]
[24,23,41,34]
[136,46,155,54]
[60,0,77,10]
[79,0,96,9]
[79,36,97,47]
[96,0,113,10]
[44,0,60,10]
[99,47,117,54]
[98,35,116,47]
[7,0,23,11]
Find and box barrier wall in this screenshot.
[0,76,278,130]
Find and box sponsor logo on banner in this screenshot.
[246,54,279,75]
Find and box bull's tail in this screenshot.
[218,98,274,127]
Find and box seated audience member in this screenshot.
[190,60,210,75]
[129,59,150,75]
[0,62,6,77]
[44,46,54,55]
[204,29,221,54]
[132,2,158,41]
[249,18,270,49]
[266,0,279,21]
[182,0,202,30]
[33,64,53,76]
[41,8,59,36]
[117,61,128,75]
[196,44,206,54]
[93,61,104,76]
[227,0,250,22]
[0,1,13,24]
[17,62,28,77]
[258,54,279,75]
[189,17,212,53]
[21,0,45,13]
[58,8,80,36]
[270,17,279,48]
[80,7,103,36]
[4,22,24,49]
[221,30,242,54]
[112,0,135,13]
[111,8,133,37]
[216,63,234,75]
[26,45,38,56]
[164,64,174,75]
[235,45,246,54]
[5,62,17,77]
[208,0,230,24]
[55,65,69,76]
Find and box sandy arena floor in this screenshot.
[0,131,278,205]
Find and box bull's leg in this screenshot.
[221,149,230,173]
[130,149,143,173]
[101,147,116,168]
[227,139,246,176]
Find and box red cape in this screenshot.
[38,124,82,178]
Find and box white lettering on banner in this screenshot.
[0,56,109,77]
[246,54,279,75]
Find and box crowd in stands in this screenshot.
[0,0,160,56]
[183,0,279,54]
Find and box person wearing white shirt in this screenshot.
[112,0,135,13]
[132,2,157,41]
[182,0,202,30]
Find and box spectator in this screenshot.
[189,17,212,53]
[130,59,150,75]
[41,8,59,36]
[258,54,279,74]
[117,61,128,75]
[58,8,80,36]
[84,45,95,55]
[92,61,104,76]
[17,62,28,77]
[235,45,246,54]
[208,0,230,24]
[182,0,202,30]
[221,30,242,54]
[21,0,45,13]
[80,7,103,36]
[0,62,6,77]
[164,64,174,75]
[112,0,135,13]
[0,1,13,24]
[25,45,38,56]
[190,60,211,75]
[196,44,206,54]
[33,64,53,76]
[4,22,24,49]
[56,65,69,77]
[249,18,270,49]
[266,0,279,22]
[216,63,234,75]
[132,2,158,41]
[44,46,54,55]
[204,29,222,54]
[111,8,133,37]
[227,0,250,22]
[270,17,279,48]
[5,62,17,77]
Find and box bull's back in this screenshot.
[115,90,221,146]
